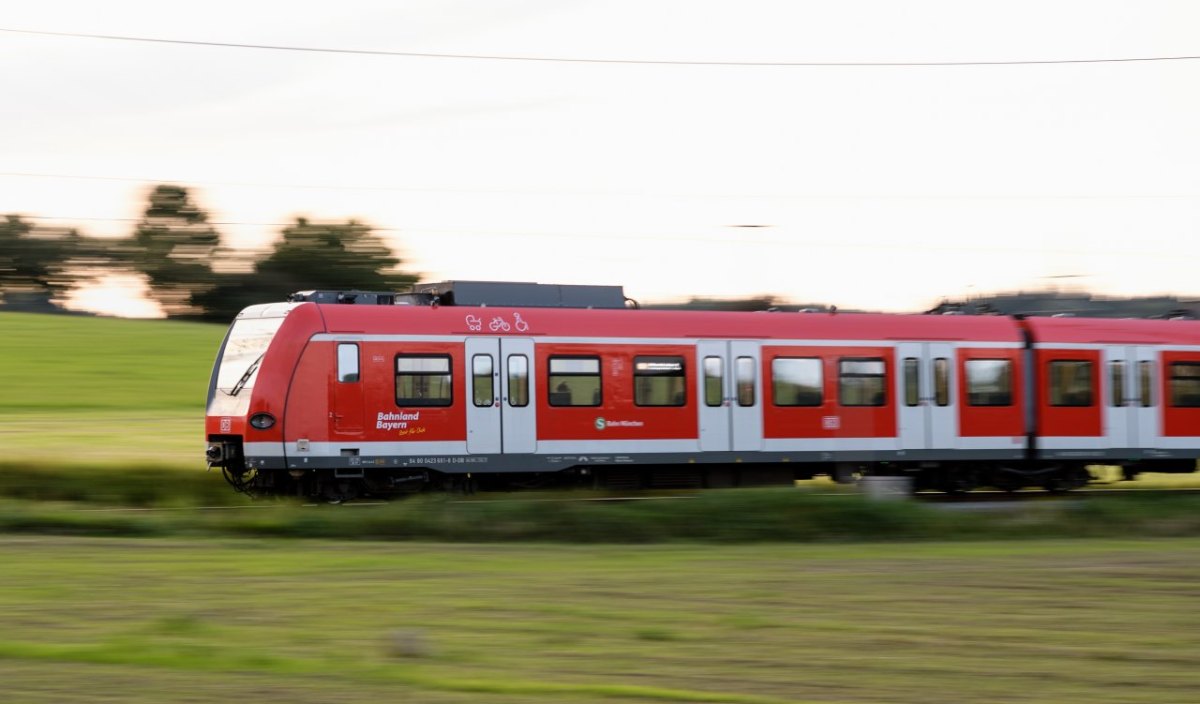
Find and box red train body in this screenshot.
[204,282,1200,499]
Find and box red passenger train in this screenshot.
[204,281,1200,500]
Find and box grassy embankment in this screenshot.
[0,311,231,502]
[1,536,1198,704]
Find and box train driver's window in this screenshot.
[1049,360,1094,407]
[703,356,724,407]
[934,358,950,406]
[507,355,529,407]
[1168,362,1200,407]
[839,358,886,407]
[1110,361,1126,407]
[735,357,756,406]
[965,359,1012,406]
[634,356,686,406]
[395,355,453,407]
[472,355,494,407]
[548,357,602,407]
[337,343,359,383]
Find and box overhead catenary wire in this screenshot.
[2,27,1200,66]
[1,171,1196,201]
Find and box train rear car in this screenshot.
[1021,316,1200,482]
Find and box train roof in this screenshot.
[1022,316,1200,345]
[306,303,1026,342]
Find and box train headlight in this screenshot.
[249,413,276,430]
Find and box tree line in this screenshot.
[0,185,416,322]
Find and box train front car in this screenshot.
[205,300,317,495]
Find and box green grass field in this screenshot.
[0,312,223,466]
[1,536,1197,703]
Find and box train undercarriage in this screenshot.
[211,452,1196,502]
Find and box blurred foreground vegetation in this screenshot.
[3,486,1200,544]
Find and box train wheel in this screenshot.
[321,481,360,504]
[943,468,979,494]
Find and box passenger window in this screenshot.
[839,358,886,407]
[1049,360,1094,407]
[635,356,686,407]
[772,357,822,406]
[472,355,494,407]
[1110,361,1126,407]
[736,357,756,406]
[1168,362,1200,407]
[903,358,919,407]
[395,355,452,407]
[703,356,724,407]
[934,358,950,406]
[548,357,601,407]
[1140,360,1154,407]
[966,359,1013,406]
[337,343,359,383]
[507,355,529,407]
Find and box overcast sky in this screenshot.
[2,1,1198,317]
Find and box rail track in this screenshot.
[46,484,1200,513]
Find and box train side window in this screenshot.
[507,355,529,407]
[736,357,756,406]
[903,358,919,407]
[703,356,724,407]
[472,355,494,407]
[839,358,886,407]
[1168,362,1200,407]
[337,343,359,383]
[395,355,452,407]
[934,358,950,406]
[1049,360,1094,407]
[635,356,686,407]
[772,357,822,406]
[1140,360,1154,407]
[1110,361,1126,407]
[965,359,1012,406]
[548,357,602,407]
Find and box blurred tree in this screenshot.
[191,217,417,322]
[0,215,86,311]
[129,185,221,318]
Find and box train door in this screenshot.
[1134,347,1160,449]
[1104,346,1134,451]
[927,343,957,449]
[896,343,925,451]
[464,337,538,454]
[465,338,501,453]
[501,338,537,454]
[1106,346,1160,450]
[697,341,732,451]
[730,341,763,451]
[331,342,364,436]
[895,342,957,452]
[1103,346,1160,452]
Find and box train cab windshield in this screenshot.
[207,316,286,413]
